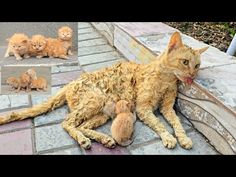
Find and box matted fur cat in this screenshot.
[0,32,208,150]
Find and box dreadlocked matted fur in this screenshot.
[0,32,208,149]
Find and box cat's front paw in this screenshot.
[80,137,91,149]
[101,136,116,148]
[160,132,177,149]
[178,136,193,149]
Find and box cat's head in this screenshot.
[115,100,132,114]
[30,35,47,52]
[163,32,208,85]
[25,68,37,80]
[58,26,73,41]
[7,33,29,52]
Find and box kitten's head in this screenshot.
[30,35,47,52]
[7,33,29,52]
[6,77,18,85]
[115,100,132,114]
[163,32,208,85]
[25,68,37,80]
[58,26,73,41]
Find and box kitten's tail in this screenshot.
[0,86,67,125]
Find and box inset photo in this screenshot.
[0,22,78,66]
[1,66,51,95]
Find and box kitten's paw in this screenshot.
[36,56,43,59]
[16,57,23,61]
[101,136,116,148]
[4,54,9,58]
[80,137,91,149]
[160,132,177,149]
[178,136,193,149]
[68,51,73,55]
[24,55,30,59]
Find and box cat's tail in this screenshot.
[0,86,67,125]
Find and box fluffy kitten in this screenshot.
[45,38,69,59]
[58,26,73,55]
[17,68,37,92]
[29,35,47,58]
[30,77,47,91]
[4,33,30,60]
[111,100,136,146]
[6,77,20,91]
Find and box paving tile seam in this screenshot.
[78,36,104,42]
[128,138,160,150]
[0,126,32,135]
[31,125,37,154]
[80,57,124,67]
[51,69,81,76]
[78,49,116,57]
[78,26,92,30]
[78,31,95,35]
[0,105,32,113]
[78,43,110,48]
[33,119,64,128]
[37,144,80,155]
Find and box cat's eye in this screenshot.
[182,59,189,65]
[195,64,200,69]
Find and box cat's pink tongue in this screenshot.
[185,77,193,85]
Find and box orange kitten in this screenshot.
[111,100,136,146]
[45,38,69,59]
[58,26,73,55]
[25,68,38,80]
[30,77,47,91]
[6,77,20,91]
[29,35,47,58]
[17,73,31,92]
[4,33,30,60]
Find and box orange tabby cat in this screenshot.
[111,100,136,146]
[29,35,47,58]
[4,33,30,60]
[30,77,47,91]
[6,77,20,91]
[58,26,73,55]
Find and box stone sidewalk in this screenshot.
[0,22,218,154]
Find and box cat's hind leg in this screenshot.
[78,115,116,148]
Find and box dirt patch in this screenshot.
[165,22,236,53]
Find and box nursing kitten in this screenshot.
[58,26,73,55]
[103,100,116,119]
[4,33,30,60]
[6,77,20,91]
[29,35,47,58]
[111,100,136,146]
[30,77,47,91]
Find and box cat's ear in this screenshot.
[195,46,209,54]
[22,39,28,43]
[168,32,183,53]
